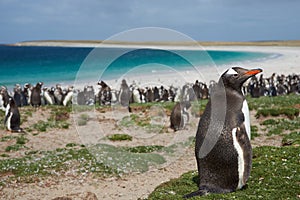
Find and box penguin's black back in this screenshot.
[170,102,182,131]
[31,85,42,107]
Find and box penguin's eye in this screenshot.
[233,74,238,78]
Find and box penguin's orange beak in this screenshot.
[244,68,263,76]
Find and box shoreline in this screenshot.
[10,40,300,48]
[90,45,300,90]
[2,44,300,91]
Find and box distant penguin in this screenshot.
[63,86,74,106]
[43,87,54,105]
[1,86,10,109]
[54,84,64,105]
[77,91,86,105]
[4,97,22,132]
[119,79,130,107]
[31,82,43,107]
[201,83,209,99]
[0,87,9,111]
[184,67,262,198]
[146,87,154,102]
[13,84,22,107]
[170,101,191,131]
[23,83,31,105]
[193,80,201,100]
[153,86,160,101]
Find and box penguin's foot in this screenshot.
[11,128,23,133]
[183,186,234,198]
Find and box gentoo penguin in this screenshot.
[184,67,262,198]
[43,87,54,105]
[54,84,64,105]
[193,80,201,100]
[23,83,31,106]
[4,97,22,132]
[31,82,43,107]
[119,79,130,107]
[1,86,10,109]
[153,86,160,101]
[170,101,191,131]
[13,84,22,107]
[63,86,74,106]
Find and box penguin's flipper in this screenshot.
[4,112,10,125]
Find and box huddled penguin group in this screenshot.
[184,67,262,198]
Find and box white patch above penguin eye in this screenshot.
[226,68,238,75]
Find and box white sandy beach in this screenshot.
[71,45,300,92]
[14,41,300,90]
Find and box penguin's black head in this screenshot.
[220,67,263,91]
[8,97,16,107]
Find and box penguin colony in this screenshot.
[184,67,263,198]
[0,72,298,132]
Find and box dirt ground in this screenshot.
[0,105,283,200]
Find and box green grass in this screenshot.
[0,147,116,186]
[4,134,29,152]
[107,134,133,141]
[88,144,166,173]
[256,108,299,119]
[282,131,300,146]
[260,118,300,136]
[250,125,259,139]
[247,94,300,111]
[247,95,299,120]
[147,146,300,199]
[1,135,17,142]
[122,145,164,153]
[119,114,166,133]
[5,144,26,152]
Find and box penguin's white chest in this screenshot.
[242,100,251,140]
[232,127,245,189]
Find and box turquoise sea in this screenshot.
[0,45,277,89]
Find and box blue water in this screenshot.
[0,45,275,88]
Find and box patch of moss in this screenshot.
[107,134,133,141]
[89,144,166,173]
[5,144,26,152]
[250,125,259,139]
[1,136,16,142]
[66,143,78,147]
[259,117,300,136]
[123,145,164,153]
[247,94,300,111]
[261,119,277,125]
[16,135,28,145]
[0,147,116,186]
[256,108,299,119]
[282,131,300,146]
